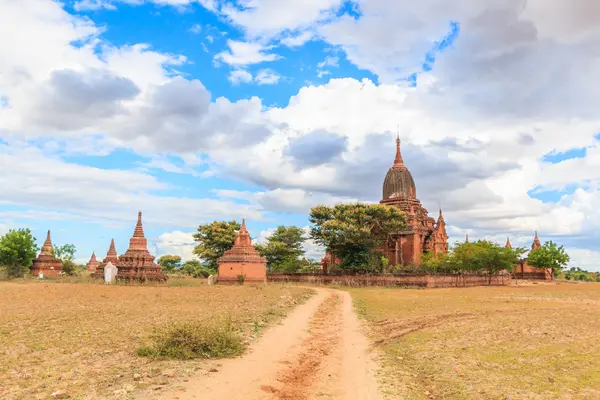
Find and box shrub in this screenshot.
[137,318,244,360]
[237,274,245,284]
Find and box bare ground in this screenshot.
[161,288,381,400]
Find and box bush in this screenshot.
[137,318,244,360]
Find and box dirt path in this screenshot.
[163,288,381,400]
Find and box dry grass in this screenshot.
[350,282,600,400]
[0,279,313,399]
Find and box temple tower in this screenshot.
[116,212,167,283]
[379,135,446,266]
[531,231,542,251]
[217,219,267,284]
[92,238,119,279]
[86,252,100,271]
[31,230,63,276]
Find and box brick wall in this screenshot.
[267,273,512,288]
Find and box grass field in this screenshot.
[0,278,313,399]
[350,282,600,400]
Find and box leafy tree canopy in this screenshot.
[309,203,406,272]
[157,255,182,273]
[53,244,76,262]
[193,221,241,270]
[0,229,39,278]
[182,260,213,278]
[527,241,570,276]
[255,225,305,272]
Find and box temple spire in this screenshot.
[133,211,145,238]
[465,234,469,243]
[241,218,247,233]
[531,231,541,250]
[505,237,512,249]
[44,230,52,246]
[393,134,406,169]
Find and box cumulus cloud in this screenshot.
[285,130,348,168]
[215,40,280,66]
[255,69,281,85]
[4,0,600,269]
[154,230,197,261]
[0,144,263,228]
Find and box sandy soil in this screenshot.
[163,288,381,400]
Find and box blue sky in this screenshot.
[2,0,600,270]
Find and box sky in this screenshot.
[1,0,600,270]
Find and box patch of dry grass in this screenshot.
[350,283,600,400]
[0,281,313,399]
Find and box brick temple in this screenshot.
[378,135,448,265]
[116,212,168,283]
[85,252,100,271]
[91,238,119,280]
[31,230,62,276]
[513,232,553,280]
[322,135,448,270]
[217,219,267,284]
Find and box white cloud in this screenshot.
[154,230,197,261]
[219,0,344,40]
[566,248,600,272]
[4,1,600,266]
[189,24,202,34]
[74,0,117,11]
[0,144,263,229]
[280,31,314,47]
[255,69,280,85]
[215,40,280,66]
[228,69,253,84]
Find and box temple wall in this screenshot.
[514,260,552,280]
[31,266,62,277]
[218,262,266,284]
[267,273,512,288]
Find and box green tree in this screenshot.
[255,225,305,272]
[53,244,79,275]
[193,221,241,270]
[0,229,39,278]
[309,203,407,272]
[182,260,212,278]
[53,244,76,262]
[527,241,570,278]
[157,255,182,273]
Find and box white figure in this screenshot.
[104,262,118,284]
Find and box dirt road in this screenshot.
[164,288,381,400]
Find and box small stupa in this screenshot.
[116,211,167,283]
[92,238,119,279]
[217,219,266,284]
[31,230,63,277]
[86,252,100,271]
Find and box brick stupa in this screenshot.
[217,219,266,284]
[92,238,119,279]
[31,230,62,277]
[85,252,100,271]
[116,212,167,283]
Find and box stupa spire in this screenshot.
[40,230,54,255]
[505,237,512,249]
[235,218,252,247]
[133,211,145,238]
[465,234,469,243]
[531,231,541,250]
[393,133,406,169]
